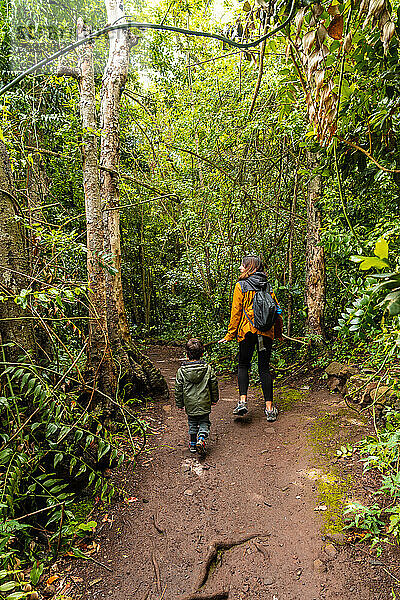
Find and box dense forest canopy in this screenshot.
[0,0,400,591]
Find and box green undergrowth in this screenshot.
[344,408,400,555]
[70,497,95,522]
[0,359,149,598]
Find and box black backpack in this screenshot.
[240,278,278,332]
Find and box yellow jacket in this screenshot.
[223,281,279,342]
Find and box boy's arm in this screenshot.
[209,368,219,405]
[174,369,184,409]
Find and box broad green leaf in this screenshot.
[30,562,44,585]
[384,291,400,301]
[374,238,389,260]
[53,453,64,468]
[70,547,89,560]
[350,255,365,263]
[388,299,400,316]
[0,582,16,592]
[45,423,57,437]
[98,440,111,461]
[359,257,389,271]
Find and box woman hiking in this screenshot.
[219,255,282,421]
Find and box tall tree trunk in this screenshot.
[100,0,131,345]
[287,166,299,337]
[0,142,35,361]
[100,0,167,400]
[77,18,117,401]
[25,132,54,363]
[58,11,168,406]
[305,151,325,338]
[26,144,46,231]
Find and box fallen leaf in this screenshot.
[314,504,328,511]
[89,578,102,587]
[86,541,100,555]
[328,14,344,39]
[47,575,59,585]
[125,496,139,503]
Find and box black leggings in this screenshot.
[238,332,273,403]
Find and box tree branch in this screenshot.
[337,136,400,173]
[56,65,80,80]
[0,2,297,95]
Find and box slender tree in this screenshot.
[305,151,325,338]
[59,8,167,409]
[100,1,131,344]
[99,0,167,402]
[77,17,117,400]
[0,141,35,360]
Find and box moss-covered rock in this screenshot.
[307,410,355,534]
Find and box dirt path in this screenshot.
[74,346,396,600]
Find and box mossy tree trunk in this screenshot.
[69,10,167,411]
[99,0,168,406]
[305,151,325,339]
[77,18,118,403]
[0,141,36,361]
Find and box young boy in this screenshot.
[175,338,219,457]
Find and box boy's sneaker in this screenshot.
[189,442,197,453]
[265,406,278,422]
[196,436,206,457]
[233,402,248,416]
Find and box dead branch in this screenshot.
[89,555,113,572]
[57,65,80,80]
[165,144,235,183]
[160,585,167,600]
[23,145,68,158]
[196,533,268,589]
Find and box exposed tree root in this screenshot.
[178,591,229,600]
[196,533,268,589]
[254,540,269,559]
[151,551,162,593]
[152,512,165,534]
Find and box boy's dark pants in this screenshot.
[188,414,210,442]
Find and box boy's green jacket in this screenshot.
[175,360,219,416]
